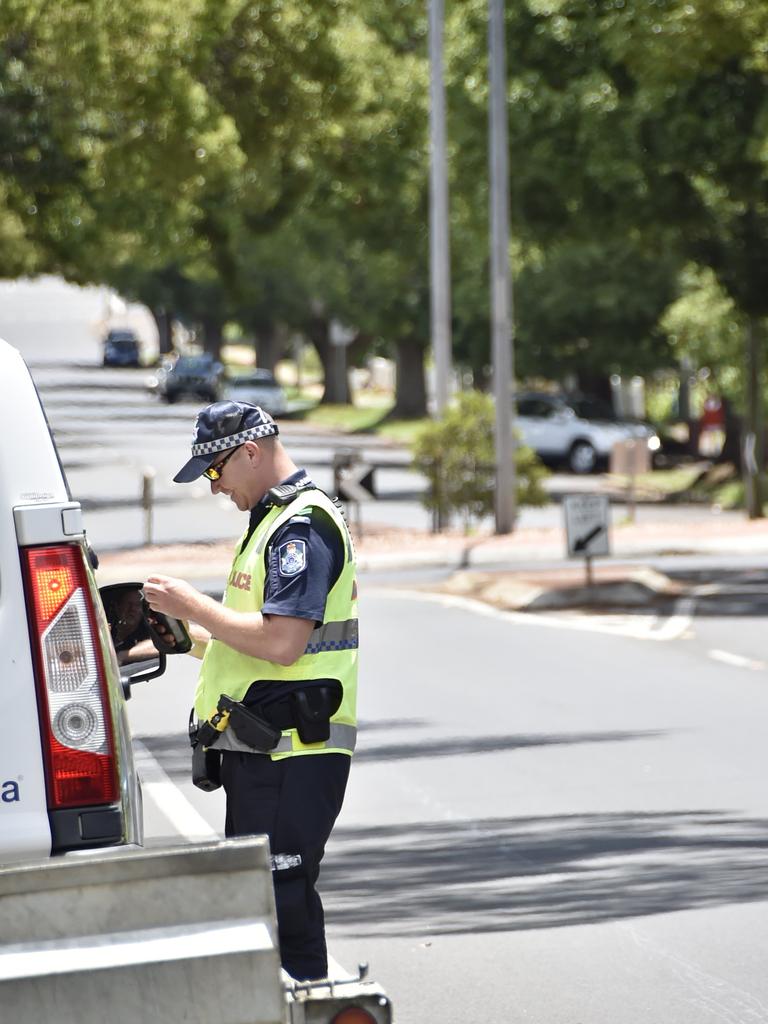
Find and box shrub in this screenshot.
[411,390,549,531]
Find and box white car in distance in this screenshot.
[515,392,661,474]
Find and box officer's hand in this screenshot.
[143,574,201,621]
[144,610,182,650]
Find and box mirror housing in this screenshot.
[99,582,190,696]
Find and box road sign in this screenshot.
[610,438,650,476]
[337,462,376,503]
[563,493,610,558]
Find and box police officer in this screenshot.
[143,401,358,981]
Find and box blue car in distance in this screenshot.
[103,329,141,367]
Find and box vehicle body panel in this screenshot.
[0,339,141,865]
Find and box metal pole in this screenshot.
[488,0,516,534]
[428,0,452,416]
[141,468,155,546]
[744,316,764,519]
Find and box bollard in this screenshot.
[141,467,155,546]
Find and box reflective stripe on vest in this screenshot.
[209,721,357,755]
[305,618,358,655]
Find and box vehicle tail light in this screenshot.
[330,1009,378,1023]
[22,545,118,808]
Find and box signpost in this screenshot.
[328,319,355,405]
[337,462,376,504]
[563,493,610,588]
[333,449,376,536]
[610,438,651,522]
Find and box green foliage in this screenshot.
[660,263,744,400]
[4,0,768,416]
[411,391,549,530]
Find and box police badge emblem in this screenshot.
[278,539,307,576]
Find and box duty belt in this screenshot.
[198,685,356,754]
[211,721,357,755]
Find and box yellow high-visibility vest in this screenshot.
[195,489,358,759]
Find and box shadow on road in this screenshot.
[137,728,768,938]
[324,809,768,938]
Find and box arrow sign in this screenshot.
[563,493,610,558]
[337,463,376,503]
[573,524,604,553]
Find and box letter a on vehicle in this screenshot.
[2,780,20,803]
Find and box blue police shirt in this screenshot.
[244,470,345,626]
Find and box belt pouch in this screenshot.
[225,699,282,752]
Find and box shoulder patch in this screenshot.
[278,539,308,577]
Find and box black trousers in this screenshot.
[221,750,350,981]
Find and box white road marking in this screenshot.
[649,595,697,640]
[708,649,766,671]
[133,739,219,841]
[373,588,694,642]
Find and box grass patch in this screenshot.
[297,403,393,434]
[377,417,430,445]
[712,479,745,509]
[608,465,706,496]
[703,473,768,511]
[289,397,428,445]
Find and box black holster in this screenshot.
[289,685,342,744]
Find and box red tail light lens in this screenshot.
[330,1009,378,1023]
[22,545,118,808]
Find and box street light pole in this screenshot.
[488,0,516,533]
[428,0,452,416]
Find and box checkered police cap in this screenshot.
[173,400,279,483]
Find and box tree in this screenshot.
[412,390,549,531]
[593,0,768,512]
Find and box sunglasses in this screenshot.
[203,445,242,481]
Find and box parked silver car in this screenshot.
[149,353,224,403]
[516,392,661,473]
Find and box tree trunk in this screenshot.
[393,338,427,417]
[255,324,280,374]
[308,316,350,404]
[575,372,612,404]
[743,315,764,518]
[201,317,223,361]
[150,307,174,356]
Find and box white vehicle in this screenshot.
[0,338,173,863]
[516,392,661,474]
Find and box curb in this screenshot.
[93,538,706,614]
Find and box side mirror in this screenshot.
[99,582,191,696]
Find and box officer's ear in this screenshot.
[242,440,263,468]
